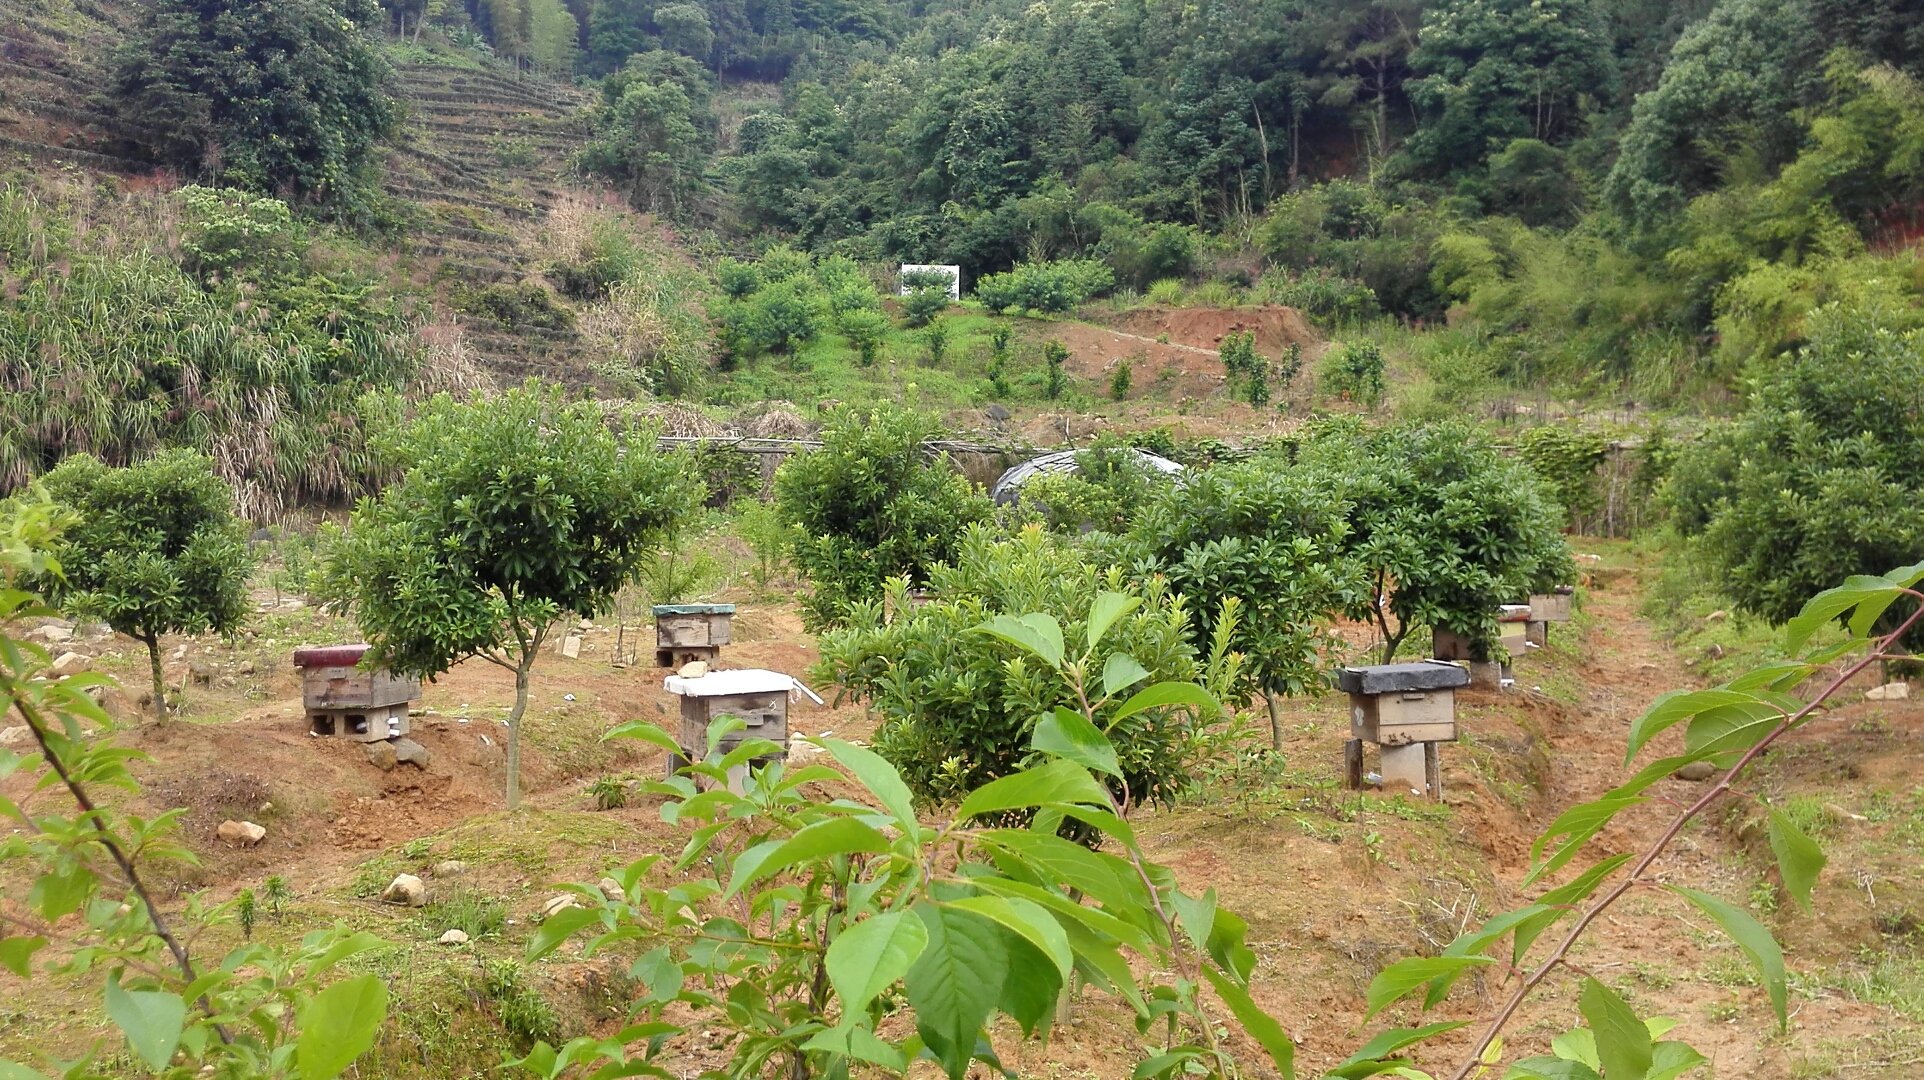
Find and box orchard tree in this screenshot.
[817,526,1231,811]
[321,382,699,809]
[1125,454,1363,749]
[39,451,252,718]
[1298,419,1574,663]
[774,405,991,628]
[110,0,398,212]
[1668,303,1924,644]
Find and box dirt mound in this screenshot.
[1106,304,1319,356]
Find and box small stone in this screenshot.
[1673,761,1717,782]
[170,645,188,661]
[49,651,88,677]
[433,859,468,877]
[1866,681,1911,702]
[560,635,582,660]
[381,874,428,907]
[188,661,216,686]
[390,737,431,768]
[365,741,399,771]
[597,877,623,900]
[30,625,73,644]
[216,820,267,846]
[438,929,470,945]
[1705,610,1728,622]
[238,660,256,675]
[578,618,593,630]
[539,893,580,920]
[0,726,30,747]
[563,693,576,703]
[678,660,709,679]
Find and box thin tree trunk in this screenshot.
[145,633,167,720]
[1265,693,1283,751]
[507,663,530,810]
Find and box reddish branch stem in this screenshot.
[1446,597,1924,1080]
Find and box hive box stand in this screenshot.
[653,603,735,668]
[292,644,420,743]
[1338,661,1471,800]
[664,669,824,793]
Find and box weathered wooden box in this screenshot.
[654,603,735,668]
[1431,627,1475,661]
[664,669,824,791]
[1338,662,1469,746]
[293,644,419,742]
[1529,587,1575,624]
[1498,605,1536,658]
[1338,661,1469,799]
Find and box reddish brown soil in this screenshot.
[1103,303,1320,358]
[6,554,1921,1077]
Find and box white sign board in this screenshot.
[899,264,961,300]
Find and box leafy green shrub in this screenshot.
[732,499,793,591]
[1042,339,1069,399]
[899,267,957,292]
[39,451,253,717]
[1015,437,1164,536]
[718,277,823,356]
[901,284,948,327]
[774,405,992,627]
[1219,331,1261,379]
[973,259,1114,314]
[817,525,1233,809]
[1668,302,1924,646]
[480,959,559,1049]
[836,307,889,366]
[922,318,950,364]
[1518,425,1612,527]
[1110,359,1132,401]
[1323,340,1386,407]
[545,219,644,301]
[178,186,302,284]
[1259,267,1380,323]
[716,258,760,298]
[587,775,631,810]
[458,282,575,332]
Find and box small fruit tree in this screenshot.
[1298,418,1572,662]
[1,492,393,1077]
[816,525,1239,809]
[1125,451,1363,748]
[321,381,699,809]
[38,450,253,718]
[773,404,991,627]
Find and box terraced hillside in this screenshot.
[385,61,601,384]
[0,6,613,387]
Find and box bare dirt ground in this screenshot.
[3,544,1920,1077]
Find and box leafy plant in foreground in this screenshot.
[527,596,1287,1080]
[0,493,392,1077]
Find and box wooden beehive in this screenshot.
[654,603,735,668]
[664,669,824,792]
[292,644,420,742]
[1337,661,1470,799]
[1529,587,1575,623]
[1498,605,1535,658]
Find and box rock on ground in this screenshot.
[433,859,468,877]
[366,741,399,770]
[381,874,428,907]
[1673,761,1717,782]
[438,929,470,945]
[391,737,431,768]
[539,894,580,920]
[50,651,89,676]
[1866,681,1911,701]
[216,820,267,846]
